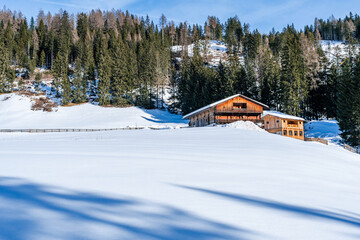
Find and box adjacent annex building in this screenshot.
[262,111,305,140]
[183,94,269,127]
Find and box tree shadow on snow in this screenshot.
[176,185,360,229]
[140,110,186,124]
[141,116,171,124]
[0,177,254,240]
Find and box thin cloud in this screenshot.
[33,0,82,9]
[33,0,139,11]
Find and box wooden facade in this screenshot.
[262,112,305,140]
[183,94,269,127]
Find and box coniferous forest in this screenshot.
[1,8,360,146]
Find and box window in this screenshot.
[283,120,286,123]
[289,130,293,136]
[283,130,287,135]
[299,131,303,136]
[266,121,270,124]
[294,131,298,136]
[276,120,279,123]
[233,102,247,109]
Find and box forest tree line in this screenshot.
[0,8,360,146]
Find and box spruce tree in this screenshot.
[259,38,281,109]
[214,61,227,100]
[72,59,87,103]
[110,36,129,106]
[338,56,360,146]
[326,64,339,118]
[98,48,111,105]
[137,40,156,108]
[0,41,14,93]
[52,51,70,104]
[280,27,308,116]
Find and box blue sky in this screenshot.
[3,0,360,33]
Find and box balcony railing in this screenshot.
[215,108,262,114]
[286,124,299,128]
[216,118,264,124]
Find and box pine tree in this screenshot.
[259,38,281,108]
[72,59,87,103]
[34,72,42,91]
[338,55,360,146]
[61,73,72,105]
[224,17,243,53]
[226,50,242,96]
[214,61,227,100]
[137,40,156,108]
[52,51,70,104]
[110,36,129,106]
[0,41,14,93]
[126,46,138,103]
[280,27,308,116]
[98,48,111,105]
[326,64,339,118]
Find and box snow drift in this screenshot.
[223,120,265,132]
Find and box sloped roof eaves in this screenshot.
[183,94,240,119]
[183,94,269,119]
[262,111,305,121]
[238,94,269,110]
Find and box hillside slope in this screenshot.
[0,127,359,239]
[0,93,187,129]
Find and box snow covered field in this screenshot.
[1,127,360,240]
[0,93,187,129]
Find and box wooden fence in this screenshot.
[305,137,359,154]
[304,137,328,145]
[0,127,144,133]
[343,144,359,154]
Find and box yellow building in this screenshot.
[262,111,305,140]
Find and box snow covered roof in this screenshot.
[183,94,269,119]
[262,111,305,121]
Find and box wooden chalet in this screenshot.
[183,94,269,127]
[262,111,305,140]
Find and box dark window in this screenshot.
[294,131,298,136]
[299,131,303,136]
[283,120,286,123]
[276,120,279,123]
[283,130,287,135]
[233,103,247,109]
[288,120,297,125]
[266,121,270,124]
[289,130,293,136]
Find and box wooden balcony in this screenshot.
[214,109,263,117]
[216,119,264,124]
[215,108,262,114]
